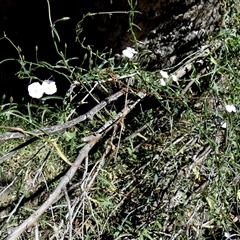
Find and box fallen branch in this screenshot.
[7,133,101,240]
[7,93,145,239]
[0,89,124,141]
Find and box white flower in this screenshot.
[225,104,237,113]
[224,232,231,238]
[122,47,137,59]
[28,80,57,99]
[158,78,166,86]
[160,70,169,79]
[28,82,44,99]
[172,74,178,82]
[42,80,57,95]
[220,121,227,129]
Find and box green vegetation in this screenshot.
[1,0,240,239]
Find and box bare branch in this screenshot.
[7,134,101,240]
[0,90,125,141]
[7,92,144,239]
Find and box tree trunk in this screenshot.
[79,0,222,68]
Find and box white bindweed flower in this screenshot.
[225,104,237,113]
[42,80,57,95]
[159,78,166,86]
[160,70,169,79]
[220,121,227,129]
[28,80,57,99]
[172,74,178,82]
[28,82,44,99]
[224,232,231,238]
[122,47,137,59]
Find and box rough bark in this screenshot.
[78,0,222,68]
[0,0,223,57]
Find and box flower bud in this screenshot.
[9,96,13,103]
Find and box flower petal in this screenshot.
[158,78,166,86]
[225,104,236,113]
[171,74,178,82]
[122,47,137,59]
[28,82,44,99]
[160,70,169,79]
[42,80,57,95]
[220,121,227,129]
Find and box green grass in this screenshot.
[1,0,240,239]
